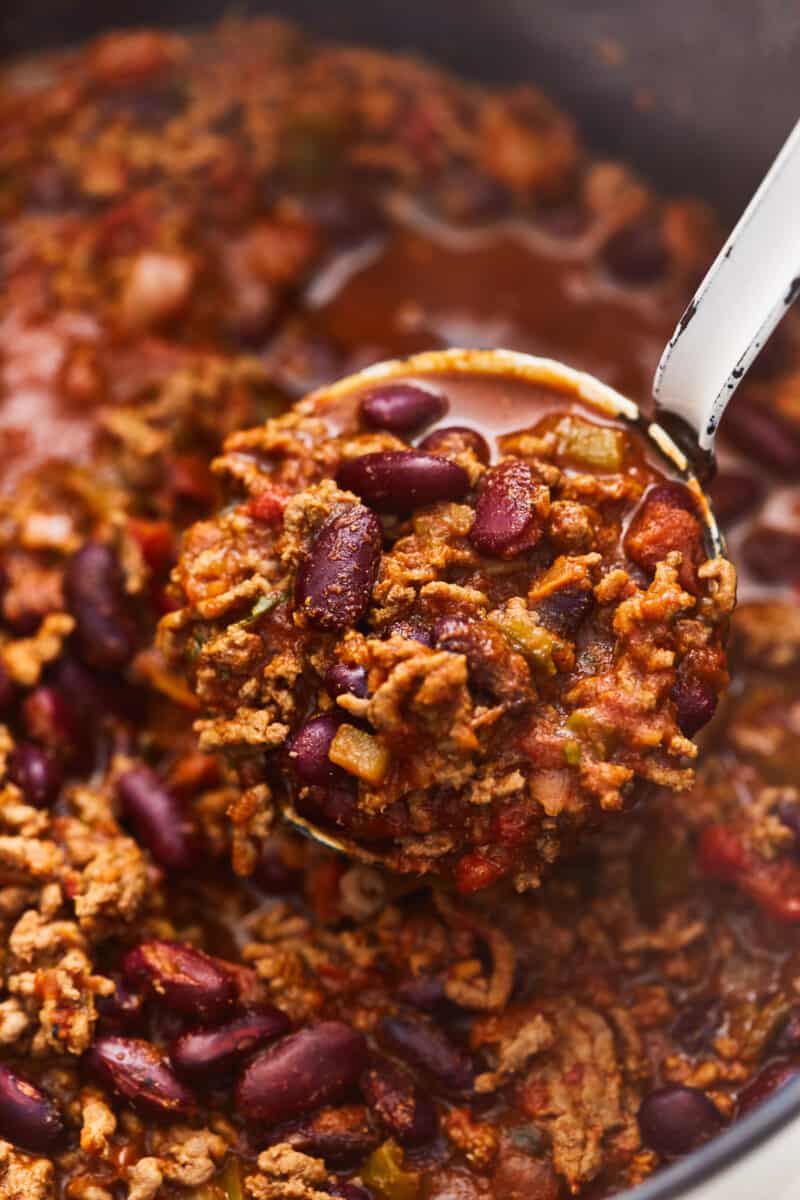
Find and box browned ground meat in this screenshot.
[160,360,733,892]
[0,17,797,1200]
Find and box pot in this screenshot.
[2,4,799,1197]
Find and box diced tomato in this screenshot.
[127,517,175,575]
[455,848,513,894]
[698,825,800,922]
[246,485,290,525]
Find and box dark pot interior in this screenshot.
[2,0,798,220]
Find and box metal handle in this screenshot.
[654,119,800,451]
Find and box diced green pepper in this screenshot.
[221,1158,245,1200]
[563,739,582,766]
[361,1140,420,1200]
[555,416,626,471]
[490,608,560,676]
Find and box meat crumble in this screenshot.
[0,16,796,1200]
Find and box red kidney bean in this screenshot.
[469,460,548,558]
[326,1185,373,1200]
[63,542,136,668]
[379,1017,474,1095]
[708,470,764,527]
[325,663,370,700]
[88,1036,195,1117]
[0,1064,65,1153]
[336,452,470,513]
[533,584,593,636]
[116,766,197,871]
[770,1007,800,1056]
[255,842,303,894]
[123,940,235,1022]
[172,1006,289,1082]
[360,384,448,435]
[396,975,447,1012]
[49,655,110,723]
[602,216,670,285]
[741,527,800,583]
[637,1085,723,1156]
[235,1022,368,1123]
[384,617,434,646]
[96,976,145,1028]
[361,1059,438,1145]
[22,685,79,754]
[288,714,344,786]
[0,662,16,715]
[8,742,63,808]
[737,1061,800,1116]
[419,425,491,465]
[285,1103,379,1165]
[670,675,718,737]
[723,394,800,474]
[296,505,382,631]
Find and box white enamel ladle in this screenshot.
[654,118,800,457]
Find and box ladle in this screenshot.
[281,118,800,861]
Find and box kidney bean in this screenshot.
[336,452,469,513]
[123,940,235,1022]
[741,527,800,583]
[708,470,764,527]
[379,1017,474,1095]
[172,1006,289,1082]
[325,663,370,700]
[326,1185,373,1200]
[48,656,109,723]
[296,506,382,631]
[8,742,63,808]
[22,685,79,754]
[777,799,800,844]
[360,384,447,435]
[469,460,548,558]
[288,715,344,786]
[737,1061,800,1115]
[63,542,136,668]
[116,766,197,871]
[602,216,670,285]
[384,617,434,646]
[285,1103,379,1165]
[255,842,303,894]
[671,675,718,737]
[723,394,800,474]
[637,1085,723,1156]
[96,977,145,1028]
[533,584,593,636]
[492,1142,561,1200]
[396,976,447,1012]
[88,1035,195,1117]
[0,663,16,715]
[361,1059,437,1145]
[0,1064,65,1153]
[235,1021,368,1123]
[419,425,491,465]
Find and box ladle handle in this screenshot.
[654,119,800,452]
